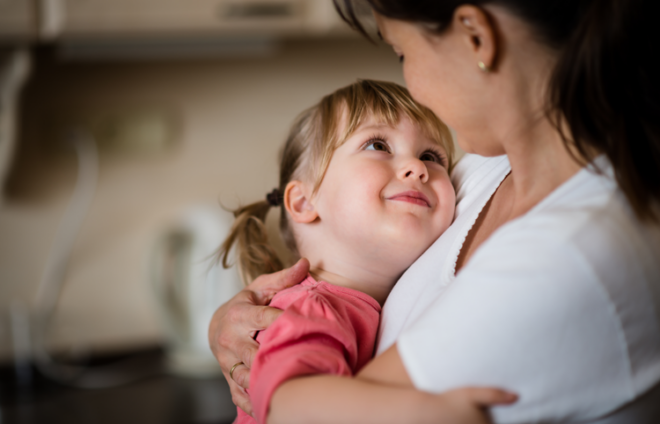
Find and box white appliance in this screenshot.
[151,206,243,377]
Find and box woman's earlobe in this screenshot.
[284,181,318,224]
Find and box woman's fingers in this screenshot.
[231,383,254,416]
[231,362,251,389]
[207,260,309,413]
[249,258,310,304]
[242,304,287,334]
[427,387,517,424]
[213,301,264,378]
[460,387,518,406]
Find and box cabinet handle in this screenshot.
[220,2,296,19]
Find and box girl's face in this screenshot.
[312,115,455,275]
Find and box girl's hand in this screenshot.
[426,387,518,424]
[208,258,310,415]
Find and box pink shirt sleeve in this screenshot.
[249,283,379,424]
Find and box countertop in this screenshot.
[0,347,237,424]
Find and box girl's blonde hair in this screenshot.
[218,79,454,285]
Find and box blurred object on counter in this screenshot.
[151,206,243,378]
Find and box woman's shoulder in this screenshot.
[451,153,510,205]
[470,158,660,316]
[399,160,660,422]
[401,211,660,423]
[457,163,660,419]
[481,157,660,276]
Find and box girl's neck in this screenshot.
[308,266,396,306]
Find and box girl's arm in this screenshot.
[268,346,517,424]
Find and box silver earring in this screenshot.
[478,61,491,72]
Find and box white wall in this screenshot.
[0,38,407,361]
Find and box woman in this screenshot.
[209,0,660,422]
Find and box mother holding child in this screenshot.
[209,0,660,423]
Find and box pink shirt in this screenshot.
[234,275,381,424]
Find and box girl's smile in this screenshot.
[387,190,431,208]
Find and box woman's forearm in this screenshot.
[267,345,516,424]
[268,374,442,424]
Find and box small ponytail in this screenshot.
[217,200,284,286]
[549,0,660,221]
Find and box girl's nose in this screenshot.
[398,158,429,183]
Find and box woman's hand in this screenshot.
[425,387,517,424]
[208,258,310,415]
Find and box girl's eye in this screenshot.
[420,150,444,165]
[365,139,391,153]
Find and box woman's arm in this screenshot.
[208,258,310,414]
[208,260,516,424]
[269,345,516,424]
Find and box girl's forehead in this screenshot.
[350,113,442,144]
[350,111,408,132]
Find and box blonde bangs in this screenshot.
[310,80,454,192]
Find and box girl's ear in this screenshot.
[284,180,318,223]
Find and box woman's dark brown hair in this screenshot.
[335,0,660,221]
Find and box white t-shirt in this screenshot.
[379,154,660,423]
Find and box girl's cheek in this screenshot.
[433,175,455,207]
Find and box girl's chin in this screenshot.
[371,236,436,263]
[383,222,443,244]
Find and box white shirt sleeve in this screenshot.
[397,217,655,423]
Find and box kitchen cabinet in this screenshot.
[0,0,37,41]
[60,0,350,39]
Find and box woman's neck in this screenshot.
[455,118,584,273]
[503,117,584,220]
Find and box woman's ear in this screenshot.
[284,180,318,224]
[454,5,497,72]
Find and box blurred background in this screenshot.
[0,0,406,422]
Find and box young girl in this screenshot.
[219,80,514,424]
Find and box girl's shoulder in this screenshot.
[268,275,319,310]
[269,275,381,315]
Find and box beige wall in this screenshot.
[0,38,408,360]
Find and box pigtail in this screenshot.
[549,0,660,221]
[218,200,284,286]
